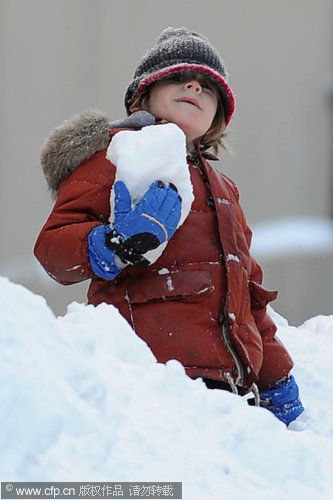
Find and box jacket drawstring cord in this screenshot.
[225,372,238,395]
[250,382,260,406]
[225,372,261,407]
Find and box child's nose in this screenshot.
[184,80,202,93]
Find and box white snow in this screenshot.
[166,275,174,292]
[226,254,240,263]
[1,275,333,499]
[158,268,169,275]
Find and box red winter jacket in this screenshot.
[34,110,293,391]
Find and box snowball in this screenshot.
[107,123,193,219]
[106,123,194,264]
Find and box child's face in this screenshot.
[147,72,218,150]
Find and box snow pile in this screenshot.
[1,276,333,499]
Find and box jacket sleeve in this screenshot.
[34,150,115,285]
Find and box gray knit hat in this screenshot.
[124,27,235,125]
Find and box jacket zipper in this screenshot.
[221,311,244,386]
[189,149,245,387]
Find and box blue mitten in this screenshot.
[88,224,125,280]
[88,180,182,279]
[106,180,182,265]
[259,375,304,426]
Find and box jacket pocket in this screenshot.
[249,280,278,309]
[126,269,214,304]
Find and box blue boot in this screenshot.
[260,375,304,426]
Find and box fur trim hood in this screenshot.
[40,109,156,199]
[40,110,110,199]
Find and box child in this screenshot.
[35,27,304,426]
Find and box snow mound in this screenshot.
[1,276,333,499]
